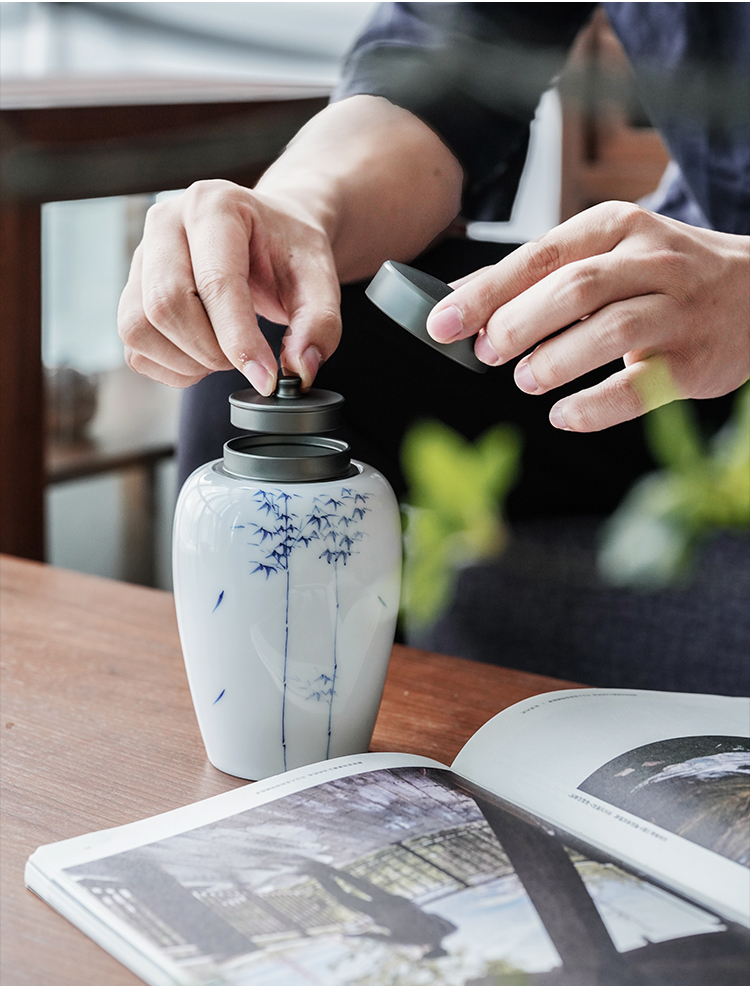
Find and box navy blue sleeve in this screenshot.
[332,2,596,221]
[604,2,750,235]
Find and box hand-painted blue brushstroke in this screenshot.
[378,596,387,607]
[212,590,225,613]
[247,490,299,770]
[248,487,370,768]
[213,689,225,704]
[314,490,369,759]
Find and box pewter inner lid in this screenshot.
[366,260,486,373]
[223,434,353,482]
[229,375,344,434]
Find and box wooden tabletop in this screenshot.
[0,555,579,986]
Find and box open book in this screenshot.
[26,689,750,986]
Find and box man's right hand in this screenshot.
[117,179,342,395]
[116,97,465,395]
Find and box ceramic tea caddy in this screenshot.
[173,374,402,780]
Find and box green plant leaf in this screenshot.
[598,383,750,589]
[644,398,705,471]
[399,419,521,632]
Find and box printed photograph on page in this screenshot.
[62,767,748,986]
[579,736,750,865]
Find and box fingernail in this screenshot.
[243,360,276,396]
[474,331,500,366]
[515,358,540,394]
[427,304,463,342]
[297,345,323,389]
[549,404,570,430]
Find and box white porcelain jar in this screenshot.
[173,378,401,780]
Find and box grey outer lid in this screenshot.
[229,375,344,434]
[366,260,487,373]
[223,434,353,482]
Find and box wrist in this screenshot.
[253,171,341,253]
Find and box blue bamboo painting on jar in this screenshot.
[238,486,371,770]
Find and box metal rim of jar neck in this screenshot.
[222,434,354,482]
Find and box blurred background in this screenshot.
[2,1,378,588]
[0,2,670,590]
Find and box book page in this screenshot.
[26,750,743,987]
[28,752,443,872]
[452,689,750,926]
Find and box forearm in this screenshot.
[254,95,465,283]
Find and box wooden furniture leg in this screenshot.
[0,200,44,561]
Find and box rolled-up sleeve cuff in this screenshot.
[331,3,594,222]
